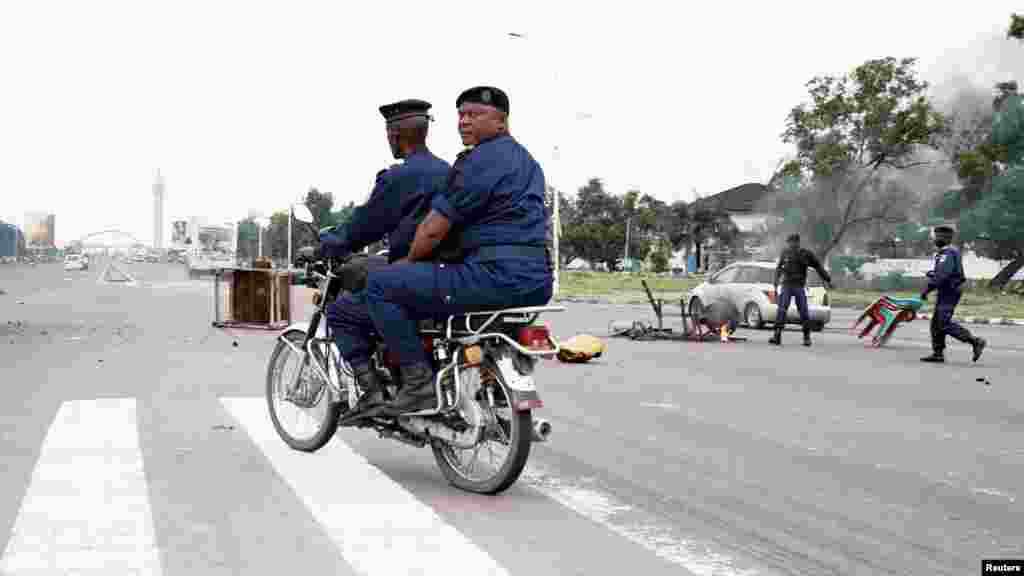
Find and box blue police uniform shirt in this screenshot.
[328,150,450,261]
[429,134,548,254]
[927,246,966,297]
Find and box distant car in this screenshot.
[64,254,88,271]
[687,260,831,331]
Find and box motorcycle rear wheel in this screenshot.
[266,330,341,452]
[431,366,532,495]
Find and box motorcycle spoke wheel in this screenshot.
[266,331,341,452]
[431,366,532,495]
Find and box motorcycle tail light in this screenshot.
[421,335,434,352]
[517,326,552,352]
[764,289,777,304]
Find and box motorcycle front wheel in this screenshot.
[431,364,532,495]
[266,330,341,452]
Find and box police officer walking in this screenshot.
[769,233,833,347]
[318,99,451,418]
[920,225,987,363]
[358,85,553,418]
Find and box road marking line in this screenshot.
[521,463,760,576]
[0,398,163,575]
[219,397,508,576]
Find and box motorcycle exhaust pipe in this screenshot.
[531,418,552,443]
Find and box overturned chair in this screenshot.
[853,295,924,347]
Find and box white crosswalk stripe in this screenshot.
[0,395,756,576]
[220,397,509,576]
[1,398,162,575]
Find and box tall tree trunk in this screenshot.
[990,256,1024,290]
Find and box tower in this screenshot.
[153,170,165,249]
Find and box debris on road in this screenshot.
[976,377,992,386]
[557,334,606,363]
[211,424,235,431]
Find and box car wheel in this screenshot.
[687,297,703,333]
[744,303,764,329]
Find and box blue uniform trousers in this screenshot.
[325,290,377,367]
[775,285,810,327]
[931,292,975,353]
[366,260,553,367]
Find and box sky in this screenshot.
[1,1,1021,246]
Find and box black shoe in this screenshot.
[972,338,987,362]
[769,329,781,346]
[921,353,945,363]
[803,331,812,347]
[337,364,385,425]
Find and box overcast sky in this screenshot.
[1,1,1021,246]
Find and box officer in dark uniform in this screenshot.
[318,99,451,416]
[769,233,833,346]
[361,85,553,417]
[920,225,987,363]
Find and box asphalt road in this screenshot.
[1,260,1021,575]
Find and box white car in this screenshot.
[64,254,88,271]
[687,260,831,331]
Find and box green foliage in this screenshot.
[829,254,873,279]
[775,57,945,259]
[1010,13,1024,40]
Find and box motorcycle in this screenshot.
[265,206,564,494]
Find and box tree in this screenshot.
[545,186,578,267]
[562,178,629,271]
[941,15,1024,288]
[236,218,259,261]
[779,57,947,260]
[304,187,335,228]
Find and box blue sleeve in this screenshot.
[340,170,402,252]
[430,150,496,226]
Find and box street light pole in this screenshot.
[508,31,566,297]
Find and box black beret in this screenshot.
[934,225,955,237]
[456,86,509,114]
[379,99,432,122]
[787,233,801,242]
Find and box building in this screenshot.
[24,212,55,247]
[153,170,165,249]
[668,182,776,273]
[0,221,24,259]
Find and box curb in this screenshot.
[914,314,1024,326]
[553,298,1024,327]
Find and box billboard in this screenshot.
[24,212,55,247]
[171,220,188,244]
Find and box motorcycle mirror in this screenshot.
[293,204,315,224]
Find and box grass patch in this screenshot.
[557,271,1024,318]
[556,271,702,304]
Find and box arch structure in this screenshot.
[75,230,147,246]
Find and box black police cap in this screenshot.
[456,86,509,115]
[379,99,432,122]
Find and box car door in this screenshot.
[707,265,740,304]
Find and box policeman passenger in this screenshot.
[920,225,987,363]
[359,85,554,417]
[769,233,833,346]
[319,99,451,417]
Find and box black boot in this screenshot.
[921,352,945,363]
[366,362,437,419]
[803,325,812,347]
[337,363,385,425]
[769,326,782,345]
[972,338,987,362]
